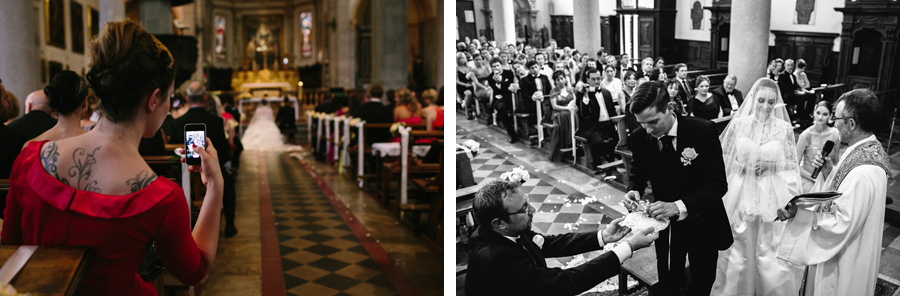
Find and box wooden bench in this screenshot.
[573,115,626,174]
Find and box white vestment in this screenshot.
[776,135,888,296]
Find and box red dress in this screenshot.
[1,141,208,295]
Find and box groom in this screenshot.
[625,81,732,295]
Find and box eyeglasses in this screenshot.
[504,203,534,216]
[832,116,851,122]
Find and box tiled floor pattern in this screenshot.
[264,152,400,296]
[459,114,900,296]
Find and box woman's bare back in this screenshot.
[39,137,157,196]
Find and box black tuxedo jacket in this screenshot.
[465,226,620,296]
[676,78,694,103]
[777,72,799,97]
[711,86,744,115]
[487,70,515,103]
[7,110,56,140]
[575,87,616,136]
[356,101,393,144]
[0,125,26,219]
[627,116,732,250]
[276,106,296,129]
[518,74,552,109]
[170,107,232,165]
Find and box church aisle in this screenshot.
[191,147,439,295]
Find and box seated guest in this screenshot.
[673,63,693,101]
[619,54,637,79]
[794,59,812,90]
[575,58,597,83]
[393,88,423,125]
[26,70,91,146]
[796,100,841,192]
[457,52,475,118]
[656,57,666,69]
[465,180,658,296]
[790,59,817,125]
[622,71,641,134]
[487,58,517,142]
[665,79,689,117]
[3,89,19,125]
[636,57,654,85]
[711,74,744,116]
[519,60,552,125]
[548,71,575,162]
[779,59,815,125]
[1,20,224,294]
[8,90,56,140]
[769,58,784,81]
[0,78,27,217]
[689,75,726,120]
[600,65,626,114]
[421,88,443,131]
[356,84,393,144]
[575,68,619,168]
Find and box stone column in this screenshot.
[0,0,40,117]
[573,0,602,57]
[99,0,125,31]
[491,0,515,47]
[728,0,771,94]
[372,0,408,89]
[436,0,443,88]
[329,0,356,88]
[139,0,173,35]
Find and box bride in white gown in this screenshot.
[241,100,296,151]
[711,78,803,295]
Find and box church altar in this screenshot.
[240,82,293,92]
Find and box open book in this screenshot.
[789,191,842,209]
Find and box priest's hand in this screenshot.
[811,152,834,179]
[648,201,679,220]
[776,202,798,221]
[601,217,631,243]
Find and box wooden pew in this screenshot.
[349,121,391,188]
[574,115,625,174]
[393,129,442,220]
[0,179,9,196]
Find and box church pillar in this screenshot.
[329,0,355,88]
[727,0,771,94]
[491,0,515,47]
[99,0,125,31]
[0,0,40,116]
[436,0,444,88]
[139,0,173,35]
[372,0,407,89]
[573,0,602,58]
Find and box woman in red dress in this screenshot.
[1,20,224,295]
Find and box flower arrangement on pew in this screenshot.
[349,117,361,127]
[457,139,481,158]
[390,122,407,137]
[499,166,530,184]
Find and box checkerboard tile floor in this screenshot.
[265,153,399,296]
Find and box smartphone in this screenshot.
[184,123,207,165]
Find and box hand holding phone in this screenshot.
[185,123,207,165]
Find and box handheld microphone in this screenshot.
[811,140,835,179]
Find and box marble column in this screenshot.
[728,0,771,94]
[573,0,602,57]
[436,0,443,88]
[99,0,125,31]
[0,0,41,117]
[491,0,515,47]
[139,0,173,35]
[329,0,356,88]
[372,0,408,89]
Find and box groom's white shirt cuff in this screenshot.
[674,200,688,221]
[597,231,633,264]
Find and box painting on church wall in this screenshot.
[215,16,227,60]
[690,1,703,30]
[300,12,313,58]
[243,15,284,70]
[71,1,84,54]
[794,0,816,25]
[89,7,99,40]
[45,0,65,49]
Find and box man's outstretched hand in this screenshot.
[601,217,631,243]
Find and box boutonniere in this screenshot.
[532,235,545,249]
[680,147,698,166]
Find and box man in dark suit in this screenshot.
[171,82,238,238]
[465,180,657,296]
[355,84,393,144]
[780,59,816,125]
[0,80,27,218]
[673,63,694,102]
[275,97,296,144]
[575,68,619,169]
[518,61,552,126]
[8,90,56,140]
[487,58,517,143]
[711,74,744,116]
[626,81,732,295]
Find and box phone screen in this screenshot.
[185,130,206,160]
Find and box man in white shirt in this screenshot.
[777,89,891,296]
[465,180,658,296]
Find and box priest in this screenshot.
[776,89,891,296]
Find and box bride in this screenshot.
[711,78,803,295]
[241,99,294,151]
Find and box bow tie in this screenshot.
[725,92,733,96]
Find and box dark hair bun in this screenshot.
[44,70,88,115]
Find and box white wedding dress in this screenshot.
[241,105,295,151]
